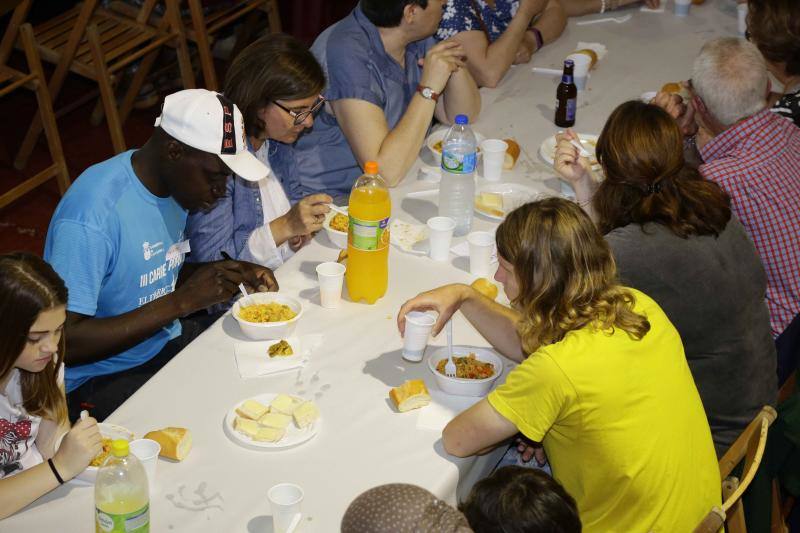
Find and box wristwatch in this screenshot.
[416,85,440,102]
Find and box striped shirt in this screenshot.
[699,109,800,337]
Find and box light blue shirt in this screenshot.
[44,151,187,392]
[282,5,434,201]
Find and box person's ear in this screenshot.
[403,3,417,25]
[166,139,184,162]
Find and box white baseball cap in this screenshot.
[154,89,268,182]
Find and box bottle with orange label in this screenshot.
[346,161,391,304]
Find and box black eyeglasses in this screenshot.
[273,96,325,126]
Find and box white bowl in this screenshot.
[232,292,303,340]
[322,208,348,250]
[71,423,134,486]
[425,129,486,165]
[427,346,502,397]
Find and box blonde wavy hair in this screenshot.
[495,198,650,354]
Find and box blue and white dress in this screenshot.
[436,0,520,43]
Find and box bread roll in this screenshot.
[144,427,192,461]
[503,139,520,170]
[471,278,498,301]
[390,380,431,412]
[574,49,598,68]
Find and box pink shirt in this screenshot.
[700,109,800,336]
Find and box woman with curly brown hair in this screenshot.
[397,197,719,532]
[747,0,800,126]
[555,101,777,457]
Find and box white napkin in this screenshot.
[575,42,608,60]
[450,240,498,263]
[390,219,428,254]
[234,335,323,378]
[416,390,481,432]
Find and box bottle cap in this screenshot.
[111,439,129,458]
[564,59,574,68]
[454,114,469,125]
[364,161,379,174]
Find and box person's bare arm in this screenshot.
[435,63,482,125]
[64,261,277,365]
[451,0,547,88]
[397,284,525,362]
[530,0,567,47]
[442,398,518,457]
[332,40,467,186]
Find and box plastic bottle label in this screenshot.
[349,216,390,251]
[441,150,477,174]
[96,504,150,532]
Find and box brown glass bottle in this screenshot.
[555,60,577,127]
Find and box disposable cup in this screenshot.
[468,231,495,277]
[129,439,160,495]
[480,139,508,182]
[426,216,456,262]
[316,262,346,308]
[403,311,437,362]
[566,53,591,91]
[674,0,691,16]
[737,4,748,36]
[268,483,304,533]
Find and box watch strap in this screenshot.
[416,85,440,102]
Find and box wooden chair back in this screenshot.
[693,406,778,533]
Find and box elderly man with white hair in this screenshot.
[658,38,800,349]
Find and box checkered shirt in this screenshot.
[700,109,800,337]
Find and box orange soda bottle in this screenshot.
[346,161,391,304]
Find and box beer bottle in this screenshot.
[555,60,577,128]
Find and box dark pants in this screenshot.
[776,313,800,387]
[67,311,222,422]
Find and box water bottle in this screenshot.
[95,439,150,533]
[439,115,477,236]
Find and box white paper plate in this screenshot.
[71,423,135,486]
[224,393,319,450]
[234,337,314,379]
[473,183,545,221]
[539,133,599,169]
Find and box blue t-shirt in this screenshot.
[436,0,520,42]
[44,151,187,392]
[281,6,433,201]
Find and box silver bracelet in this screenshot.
[600,0,607,13]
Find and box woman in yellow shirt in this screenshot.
[398,198,720,532]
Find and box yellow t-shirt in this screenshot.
[488,289,720,533]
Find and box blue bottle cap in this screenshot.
[564,59,574,68]
[455,114,469,125]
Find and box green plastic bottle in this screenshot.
[95,439,150,533]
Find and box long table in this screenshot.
[3,2,737,530]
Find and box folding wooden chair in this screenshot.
[180,0,282,91]
[0,9,70,210]
[694,406,781,533]
[10,0,195,166]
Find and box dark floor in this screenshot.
[0,0,357,255]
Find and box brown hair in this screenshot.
[593,101,731,238]
[224,33,325,140]
[748,0,800,76]
[0,253,68,424]
[496,198,650,354]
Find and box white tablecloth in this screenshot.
[3,2,738,530]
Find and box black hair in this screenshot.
[459,467,582,533]
[361,0,429,28]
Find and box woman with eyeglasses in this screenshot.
[186,34,331,270]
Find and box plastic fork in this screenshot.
[445,320,456,377]
[237,283,253,306]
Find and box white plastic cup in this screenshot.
[268,483,304,533]
[426,216,456,262]
[737,3,748,36]
[129,438,160,495]
[566,53,591,91]
[480,139,508,182]
[316,262,346,308]
[468,231,495,277]
[674,0,691,16]
[403,311,437,362]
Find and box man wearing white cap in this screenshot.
[44,89,278,421]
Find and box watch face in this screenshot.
[422,87,433,99]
